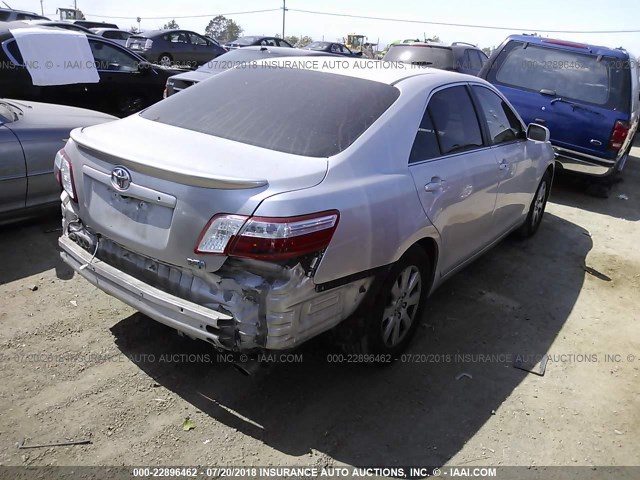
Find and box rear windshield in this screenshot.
[384,45,454,69]
[306,42,328,50]
[489,42,631,111]
[141,67,400,157]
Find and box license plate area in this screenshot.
[86,179,174,250]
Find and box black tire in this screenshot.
[518,170,551,238]
[346,246,431,357]
[157,53,173,66]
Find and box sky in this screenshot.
[13,0,640,55]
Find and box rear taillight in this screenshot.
[609,120,630,151]
[144,39,153,50]
[195,211,339,261]
[54,149,77,202]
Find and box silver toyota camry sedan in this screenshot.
[57,59,554,358]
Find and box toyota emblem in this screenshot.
[111,166,132,191]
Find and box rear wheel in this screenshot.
[158,53,173,67]
[518,170,551,237]
[346,246,430,356]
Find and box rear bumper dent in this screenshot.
[59,235,232,349]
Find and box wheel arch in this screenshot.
[401,235,440,295]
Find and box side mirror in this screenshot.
[527,123,550,142]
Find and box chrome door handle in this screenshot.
[424,177,446,192]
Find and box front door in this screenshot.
[470,84,535,232]
[408,85,500,275]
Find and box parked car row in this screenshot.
[0,24,184,117]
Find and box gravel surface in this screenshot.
[1,149,639,469]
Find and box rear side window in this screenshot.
[427,86,484,154]
[489,41,631,111]
[472,86,524,144]
[385,45,454,69]
[464,50,485,71]
[141,67,400,157]
[409,110,440,163]
[0,12,9,21]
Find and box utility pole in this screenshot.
[281,0,286,39]
[40,0,44,15]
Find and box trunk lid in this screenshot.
[67,115,328,272]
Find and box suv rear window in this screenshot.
[141,67,400,157]
[489,41,631,111]
[384,45,454,69]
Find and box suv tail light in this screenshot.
[54,149,77,202]
[195,211,339,261]
[144,39,153,50]
[609,120,630,151]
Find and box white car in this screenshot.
[91,28,132,47]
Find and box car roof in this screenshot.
[390,42,453,49]
[0,7,45,15]
[259,57,486,86]
[504,34,629,59]
[22,20,94,32]
[92,28,129,33]
[238,45,317,54]
[134,29,196,37]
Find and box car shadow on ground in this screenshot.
[549,146,640,222]
[0,211,73,285]
[111,211,591,467]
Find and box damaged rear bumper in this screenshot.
[59,225,372,353]
[60,235,235,349]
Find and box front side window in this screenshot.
[472,86,523,144]
[427,86,484,155]
[89,40,138,71]
[189,33,207,46]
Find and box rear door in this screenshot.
[408,84,500,275]
[470,84,535,231]
[0,123,27,214]
[487,41,630,160]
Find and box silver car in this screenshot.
[57,60,554,357]
[0,99,115,224]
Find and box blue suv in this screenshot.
[480,35,639,181]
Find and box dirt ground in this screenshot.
[1,146,639,471]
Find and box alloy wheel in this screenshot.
[381,265,422,348]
